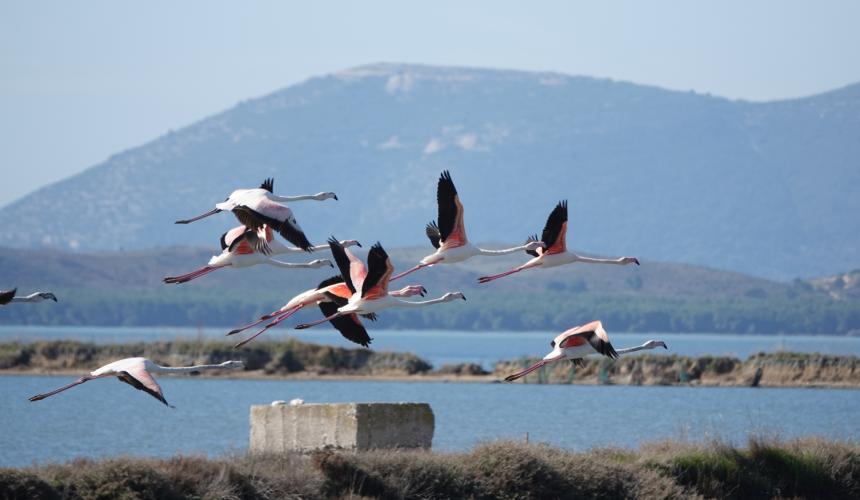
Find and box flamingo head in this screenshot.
[623,257,640,265]
[36,292,58,302]
[442,292,467,302]
[308,259,334,268]
[397,285,427,297]
[314,192,338,201]
[219,360,245,370]
[340,239,362,248]
[644,340,668,350]
[524,240,546,252]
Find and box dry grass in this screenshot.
[4,438,857,499]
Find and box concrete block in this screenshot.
[250,402,434,452]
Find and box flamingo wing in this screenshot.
[317,301,372,347]
[117,366,170,406]
[0,288,16,305]
[559,321,618,359]
[259,177,274,193]
[233,197,312,251]
[425,221,441,249]
[227,227,272,255]
[437,170,467,246]
[219,226,248,250]
[361,242,393,299]
[328,237,366,294]
[541,200,568,255]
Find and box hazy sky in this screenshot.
[2,1,858,207]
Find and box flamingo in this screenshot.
[0,288,57,305]
[504,321,667,381]
[227,275,427,349]
[174,178,337,251]
[390,171,544,281]
[163,226,359,284]
[294,238,466,331]
[478,200,639,284]
[28,358,244,407]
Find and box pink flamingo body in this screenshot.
[294,238,466,331]
[504,320,667,381]
[478,200,639,284]
[174,178,337,251]
[391,171,543,281]
[28,357,244,407]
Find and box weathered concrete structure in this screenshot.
[250,402,434,452]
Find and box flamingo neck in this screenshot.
[151,363,231,374]
[476,244,532,256]
[615,342,658,355]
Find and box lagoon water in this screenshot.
[1,327,859,467]
[2,375,859,467]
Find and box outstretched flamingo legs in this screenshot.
[230,305,303,349]
[163,266,222,284]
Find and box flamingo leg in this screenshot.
[504,360,549,381]
[175,208,221,224]
[477,267,523,284]
[226,306,286,336]
[233,306,303,348]
[390,263,429,282]
[29,375,99,401]
[163,266,220,284]
[295,311,345,330]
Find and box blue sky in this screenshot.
[2,0,858,207]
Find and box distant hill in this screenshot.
[1,246,857,334]
[0,63,857,279]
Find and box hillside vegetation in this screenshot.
[0,64,858,279]
[1,246,859,334]
[3,438,858,499]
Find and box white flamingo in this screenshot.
[28,358,244,407]
[391,171,544,281]
[175,178,337,251]
[294,238,466,331]
[163,226,359,284]
[228,275,427,349]
[0,288,57,305]
[504,321,667,381]
[478,200,639,284]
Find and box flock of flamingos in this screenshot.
[8,171,668,407]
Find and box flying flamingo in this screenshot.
[28,358,244,407]
[163,226,359,284]
[478,200,639,284]
[174,178,337,251]
[504,321,667,381]
[0,288,57,305]
[390,171,544,281]
[294,238,466,331]
[227,275,427,348]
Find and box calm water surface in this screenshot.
[3,326,860,368]
[1,375,858,467]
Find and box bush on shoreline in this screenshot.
[2,438,857,499]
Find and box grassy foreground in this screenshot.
[2,438,859,499]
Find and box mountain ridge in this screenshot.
[1,63,857,280]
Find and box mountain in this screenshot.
[1,63,858,279]
[1,246,858,335]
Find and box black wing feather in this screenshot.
[233,205,313,251]
[584,331,619,359]
[540,200,568,249]
[570,358,585,368]
[425,221,441,249]
[0,288,16,305]
[436,170,458,243]
[219,231,229,250]
[318,301,372,347]
[317,275,345,290]
[260,178,274,193]
[227,228,272,255]
[525,234,540,257]
[116,371,169,406]
[328,237,356,294]
[361,242,390,298]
